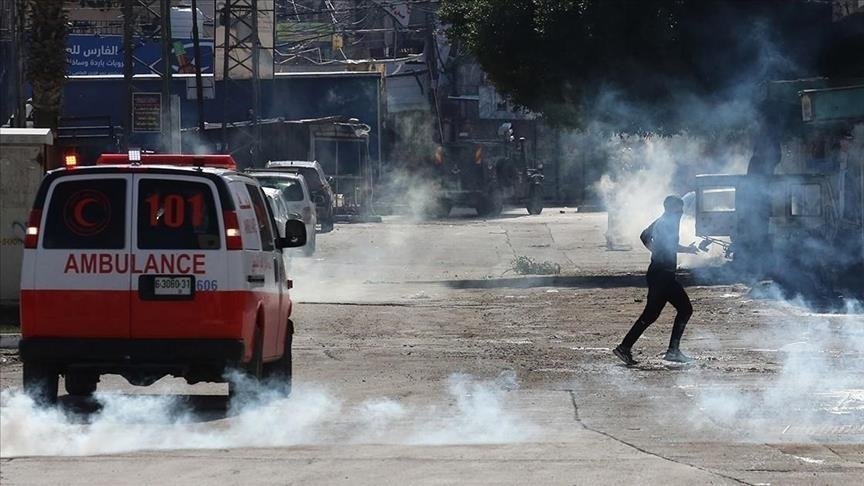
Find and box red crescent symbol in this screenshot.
[73,197,99,228]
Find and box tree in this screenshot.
[24,0,67,130]
[440,0,855,127]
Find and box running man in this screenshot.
[614,195,698,365]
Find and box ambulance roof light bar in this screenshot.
[95,154,237,169]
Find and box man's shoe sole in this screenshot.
[613,347,637,366]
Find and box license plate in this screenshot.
[153,276,193,296]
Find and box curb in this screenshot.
[0,334,21,350]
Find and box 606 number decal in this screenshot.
[196,279,218,291]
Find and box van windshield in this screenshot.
[43,178,127,249]
[256,177,305,201]
[137,179,220,249]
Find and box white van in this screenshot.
[253,172,318,256]
[19,153,306,403]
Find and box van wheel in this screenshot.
[263,329,292,396]
[433,199,452,219]
[23,361,59,405]
[527,186,543,215]
[477,189,503,218]
[229,328,264,398]
[321,217,334,233]
[303,234,316,256]
[65,373,98,397]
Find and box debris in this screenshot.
[510,256,561,275]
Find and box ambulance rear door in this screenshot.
[129,174,229,339]
[24,174,132,338]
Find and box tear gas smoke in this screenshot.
[681,297,864,441]
[0,373,535,457]
[584,126,748,266]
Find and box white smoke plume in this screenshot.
[586,127,749,265]
[0,373,535,457]
[681,298,864,441]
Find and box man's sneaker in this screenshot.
[613,345,637,366]
[663,349,693,363]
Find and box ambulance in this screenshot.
[18,153,306,403]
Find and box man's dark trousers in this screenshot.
[621,269,692,350]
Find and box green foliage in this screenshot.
[440,0,846,127]
[510,256,561,275]
[24,0,68,130]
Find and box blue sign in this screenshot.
[66,35,213,76]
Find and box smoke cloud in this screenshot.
[578,125,749,266]
[681,298,864,441]
[0,373,535,457]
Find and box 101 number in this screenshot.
[145,193,204,228]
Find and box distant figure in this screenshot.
[614,195,698,365]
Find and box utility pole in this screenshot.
[220,1,230,152]
[122,0,172,151]
[160,0,173,151]
[218,0,272,167]
[123,0,134,149]
[425,12,444,144]
[250,0,261,166]
[15,0,27,127]
[191,0,205,131]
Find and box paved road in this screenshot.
[1,209,862,485]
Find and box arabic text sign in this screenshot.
[67,35,214,76]
[132,93,161,133]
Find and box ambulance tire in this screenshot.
[64,373,98,397]
[23,361,59,405]
[263,332,292,395]
[229,328,264,398]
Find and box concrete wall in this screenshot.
[0,134,48,305]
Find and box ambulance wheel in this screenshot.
[64,373,98,396]
[263,331,292,395]
[23,361,59,405]
[229,329,264,398]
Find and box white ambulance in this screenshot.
[18,153,306,403]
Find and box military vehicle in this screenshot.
[695,80,864,304]
[427,123,544,218]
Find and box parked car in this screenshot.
[262,181,317,257]
[257,161,335,232]
[18,153,306,403]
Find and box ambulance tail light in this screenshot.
[64,154,78,168]
[24,209,42,248]
[223,210,243,250]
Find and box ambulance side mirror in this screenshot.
[277,219,307,249]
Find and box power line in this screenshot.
[277,0,439,17]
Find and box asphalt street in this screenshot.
[1,209,862,485]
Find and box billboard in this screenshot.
[66,35,214,76]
